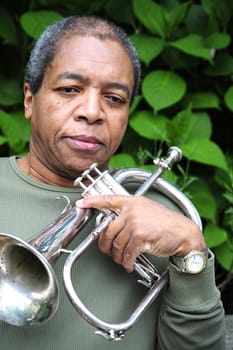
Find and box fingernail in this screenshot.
[76,199,84,207]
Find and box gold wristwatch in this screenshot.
[170,249,208,274]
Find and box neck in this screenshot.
[17,155,80,188]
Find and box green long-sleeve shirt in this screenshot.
[0,157,225,349]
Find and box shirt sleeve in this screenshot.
[157,250,226,350]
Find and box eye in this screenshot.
[104,94,126,105]
[54,86,81,95]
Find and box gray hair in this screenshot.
[25,16,141,103]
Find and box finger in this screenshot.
[98,219,119,256]
[76,195,130,212]
[111,225,132,265]
[122,243,141,272]
[98,215,129,262]
[122,238,155,272]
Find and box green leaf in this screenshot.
[182,92,220,109]
[204,53,233,76]
[20,11,63,39]
[223,207,233,230]
[205,33,231,50]
[170,34,213,61]
[0,135,7,146]
[214,241,233,271]
[214,166,232,193]
[129,110,169,141]
[160,46,197,70]
[109,153,136,169]
[167,107,193,145]
[168,110,212,145]
[188,179,217,221]
[204,223,228,248]
[133,0,166,37]
[104,0,135,27]
[142,70,186,112]
[0,77,23,106]
[224,86,233,112]
[181,139,228,171]
[129,95,142,115]
[11,110,31,143]
[202,0,233,30]
[0,7,18,44]
[164,1,191,37]
[185,4,210,35]
[185,112,212,139]
[0,109,30,151]
[130,34,165,66]
[223,193,233,206]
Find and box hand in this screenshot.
[76,195,206,272]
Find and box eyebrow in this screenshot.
[56,72,88,83]
[55,72,131,99]
[104,82,131,99]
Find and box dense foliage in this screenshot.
[0,0,233,293]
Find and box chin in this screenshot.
[63,160,107,178]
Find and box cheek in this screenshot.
[109,117,128,147]
[31,99,64,132]
[30,109,58,144]
[31,118,51,144]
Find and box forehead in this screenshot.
[47,35,134,86]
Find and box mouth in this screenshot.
[65,135,104,152]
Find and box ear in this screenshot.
[24,83,33,120]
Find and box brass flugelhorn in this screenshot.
[0,147,202,340]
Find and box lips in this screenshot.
[65,135,104,152]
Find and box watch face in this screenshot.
[186,254,205,274]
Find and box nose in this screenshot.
[74,90,103,124]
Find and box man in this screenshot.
[0,16,225,349]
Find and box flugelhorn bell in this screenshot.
[0,198,90,326]
[0,234,59,326]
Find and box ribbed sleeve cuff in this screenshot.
[165,250,220,307]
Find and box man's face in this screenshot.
[24,35,134,180]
